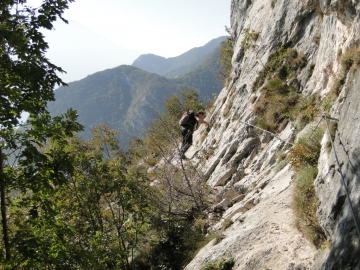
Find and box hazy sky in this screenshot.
[28,0,231,83]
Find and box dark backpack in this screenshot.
[179,110,196,127]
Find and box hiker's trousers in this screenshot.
[180,127,193,154]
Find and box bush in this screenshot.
[129,88,211,269]
[138,87,206,167]
[132,217,209,270]
[287,127,323,170]
[292,95,320,132]
[201,257,235,270]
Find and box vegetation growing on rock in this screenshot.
[201,257,235,270]
[252,46,307,92]
[252,46,319,133]
[288,127,327,248]
[241,28,259,52]
[217,37,234,85]
[126,88,217,268]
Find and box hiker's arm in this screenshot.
[196,116,209,125]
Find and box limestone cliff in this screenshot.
[184,0,360,269]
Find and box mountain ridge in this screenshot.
[48,36,227,149]
[132,36,227,78]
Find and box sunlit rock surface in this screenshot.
[184,0,360,269]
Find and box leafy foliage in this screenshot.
[217,37,234,82]
[133,89,209,228]
[0,0,72,129]
[53,126,148,268]
[165,87,206,118]
[132,216,208,270]
[2,109,83,267]
[140,88,205,166]
[0,0,82,265]
[5,125,152,269]
[127,89,212,268]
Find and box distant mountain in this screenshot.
[47,37,227,149]
[132,36,227,78]
[48,65,180,148]
[175,43,223,102]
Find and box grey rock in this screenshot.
[186,0,360,268]
[314,69,360,269]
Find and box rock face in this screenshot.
[184,0,360,269]
[315,69,360,270]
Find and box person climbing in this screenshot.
[179,110,210,159]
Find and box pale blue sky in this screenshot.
[28,0,231,83]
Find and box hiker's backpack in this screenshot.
[179,110,196,127]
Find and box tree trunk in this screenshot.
[0,149,10,260]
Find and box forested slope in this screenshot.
[48,37,228,149]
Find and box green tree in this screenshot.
[5,123,151,269]
[26,125,149,269]
[0,0,78,264]
[217,37,233,81]
[164,87,205,118]
[9,126,147,269]
[0,0,73,128]
[129,89,210,269]
[142,87,205,165]
[4,109,83,268]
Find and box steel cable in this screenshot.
[322,113,360,241]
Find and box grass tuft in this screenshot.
[222,218,233,230]
[288,127,327,248]
[331,45,360,96]
[293,166,326,247]
[273,160,288,174]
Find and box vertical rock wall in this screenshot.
[185,0,360,269]
[315,69,360,269]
